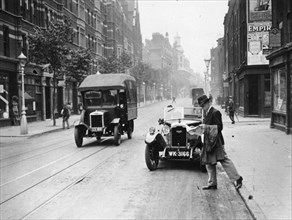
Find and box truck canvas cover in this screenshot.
[78,73,136,91]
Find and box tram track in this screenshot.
[1,141,75,168]
[20,146,120,220]
[0,138,72,161]
[0,137,112,202]
[0,137,122,219]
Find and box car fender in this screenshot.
[145,132,167,151]
[74,121,88,130]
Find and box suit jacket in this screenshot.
[201,106,226,165]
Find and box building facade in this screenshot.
[0,0,142,127]
[224,0,271,118]
[266,0,292,134]
[210,38,224,102]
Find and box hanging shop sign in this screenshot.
[248,0,272,22]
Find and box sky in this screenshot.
[138,0,229,74]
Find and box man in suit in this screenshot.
[197,94,243,190]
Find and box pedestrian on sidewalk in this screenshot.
[228,96,235,124]
[61,104,70,129]
[197,94,243,190]
[11,96,20,125]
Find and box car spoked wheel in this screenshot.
[145,144,159,171]
[74,127,83,148]
[114,124,121,146]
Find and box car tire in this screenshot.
[114,124,121,146]
[74,127,83,147]
[127,120,133,139]
[145,144,159,171]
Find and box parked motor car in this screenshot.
[74,73,137,147]
[144,105,206,172]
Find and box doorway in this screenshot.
[248,75,259,115]
[45,86,51,119]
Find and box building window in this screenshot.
[76,27,80,46]
[1,0,9,10]
[22,33,28,56]
[272,68,286,112]
[64,0,68,8]
[3,26,10,57]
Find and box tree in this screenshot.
[98,52,133,74]
[118,52,132,73]
[28,18,74,126]
[63,48,93,85]
[98,56,120,74]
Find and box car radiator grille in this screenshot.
[91,114,103,127]
[171,126,187,147]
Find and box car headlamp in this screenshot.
[162,125,170,135]
[120,104,124,109]
[149,127,156,135]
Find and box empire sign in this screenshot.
[248,24,271,32]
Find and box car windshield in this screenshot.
[164,106,203,121]
[84,90,117,107]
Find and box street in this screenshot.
[0,98,254,220]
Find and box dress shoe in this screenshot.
[202,185,217,190]
[235,176,243,189]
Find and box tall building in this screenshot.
[210,38,224,101]
[0,0,142,127]
[224,0,271,117]
[104,0,142,63]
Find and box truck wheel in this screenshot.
[74,127,83,147]
[145,144,159,171]
[114,124,121,146]
[127,120,133,139]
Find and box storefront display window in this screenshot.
[273,68,286,112]
[0,74,9,119]
[24,76,42,116]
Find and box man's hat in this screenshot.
[197,94,210,107]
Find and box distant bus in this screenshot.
[191,88,204,106]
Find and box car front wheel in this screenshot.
[145,144,159,171]
[74,127,83,147]
[114,124,121,146]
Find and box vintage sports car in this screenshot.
[74,73,137,147]
[144,105,206,172]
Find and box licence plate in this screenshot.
[168,151,190,157]
[91,127,103,132]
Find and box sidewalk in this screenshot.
[218,105,292,220]
[0,100,155,138]
[0,114,80,138]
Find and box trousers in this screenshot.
[206,154,241,186]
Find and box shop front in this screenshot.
[235,66,271,118]
[267,45,292,134]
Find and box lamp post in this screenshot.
[204,58,211,95]
[18,52,28,135]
